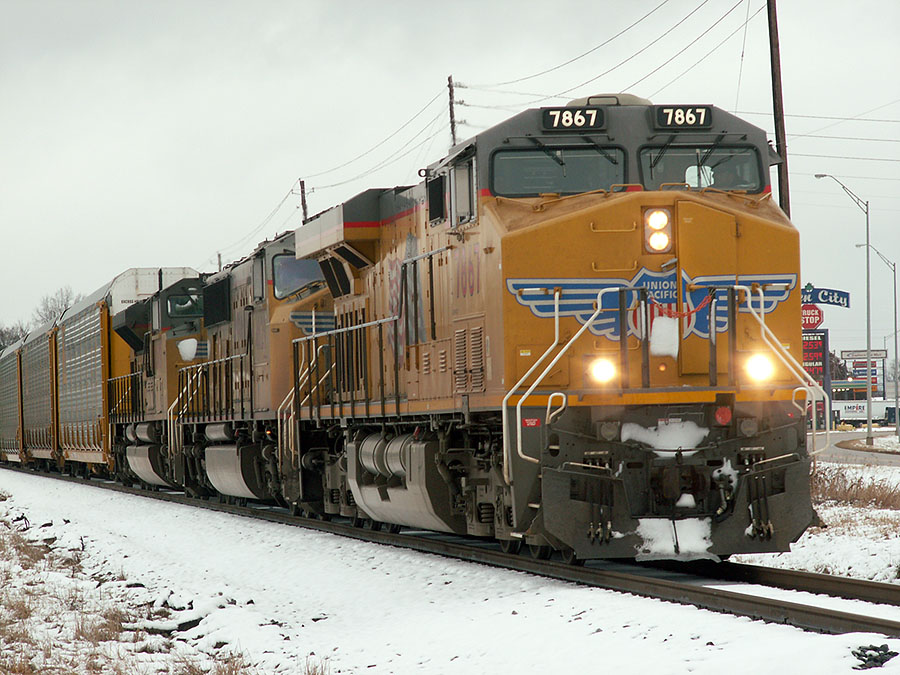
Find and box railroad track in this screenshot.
[4,464,899,637]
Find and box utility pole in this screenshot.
[217,252,222,272]
[448,75,458,147]
[299,179,309,224]
[767,0,791,218]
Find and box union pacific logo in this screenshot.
[506,269,796,340]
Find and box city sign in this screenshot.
[801,304,824,330]
[841,349,888,360]
[802,283,850,308]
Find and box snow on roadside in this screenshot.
[2,468,900,674]
[0,490,244,674]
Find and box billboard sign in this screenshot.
[841,349,888,360]
[803,329,832,423]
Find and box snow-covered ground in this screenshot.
[2,466,900,674]
[857,432,900,453]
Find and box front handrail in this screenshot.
[514,287,626,470]
[737,284,831,455]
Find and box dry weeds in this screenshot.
[811,465,900,510]
[0,504,259,674]
[173,651,258,675]
[304,656,331,675]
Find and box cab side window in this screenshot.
[427,173,447,225]
[452,158,475,225]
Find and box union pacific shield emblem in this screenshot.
[506,269,796,340]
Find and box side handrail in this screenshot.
[277,342,331,460]
[166,367,204,460]
[501,289,561,484]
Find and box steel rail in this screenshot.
[3,465,899,638]
[644,559,900,608]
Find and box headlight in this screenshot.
[589,357,617,383]
[745,353,775,382]
[648,231,670,251]
[646,209,669,230]
[643,208,672,253]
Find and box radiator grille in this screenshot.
[469,325,485,392]
[453,329,468,392]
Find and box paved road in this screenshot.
[811,428,900,466]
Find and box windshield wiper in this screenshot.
[527,137,565,167]
[650,134,676,171]
[699,133,726,166]
[582,137,618,165]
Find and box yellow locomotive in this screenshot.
[285,93,818,560]
[0,94,821,562]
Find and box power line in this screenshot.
[737,110,900,123]
[651,5,766,97]
[733,0,753,112]
[302,88,445,179]
[791,99,900,139]
[469,0,672,88]
[469,0,714,107]
[793,202,900,213]
[457,84,567,101]
[547,0,714,102]
[791,153,900,163]
[793,172,900,181]
[199,185,298,268]
[625,0,746,92]
[784,134,900,143]
[311,120,446,191]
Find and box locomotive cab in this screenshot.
[110,275,207,488]
[173,230,334,504]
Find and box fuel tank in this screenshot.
[204,444,268,500]
[347,433,467,533]
[126,444,172,487]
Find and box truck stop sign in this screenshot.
[801,304,824,329]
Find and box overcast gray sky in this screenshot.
[1,0,898,355]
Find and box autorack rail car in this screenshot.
[0,94,826,563]
[1,268,198,470]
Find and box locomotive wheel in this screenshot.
[528,544,552,560]
[561,548,584,566]
[387,523,402,534]
[350,516,364,528]
[364,518,382,531]
[499,539,522,555]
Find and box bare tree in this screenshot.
[829,351,849,380]
[0,320,29,351]
[31,286,83,326]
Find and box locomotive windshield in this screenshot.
[273,254,326,299]
[639,145,762,192]
[167,294,203,318]
[491,146,625,197]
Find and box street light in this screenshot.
[860,244,899,441]
[816,173,873,445]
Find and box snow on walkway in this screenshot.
[2,468,899,674]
